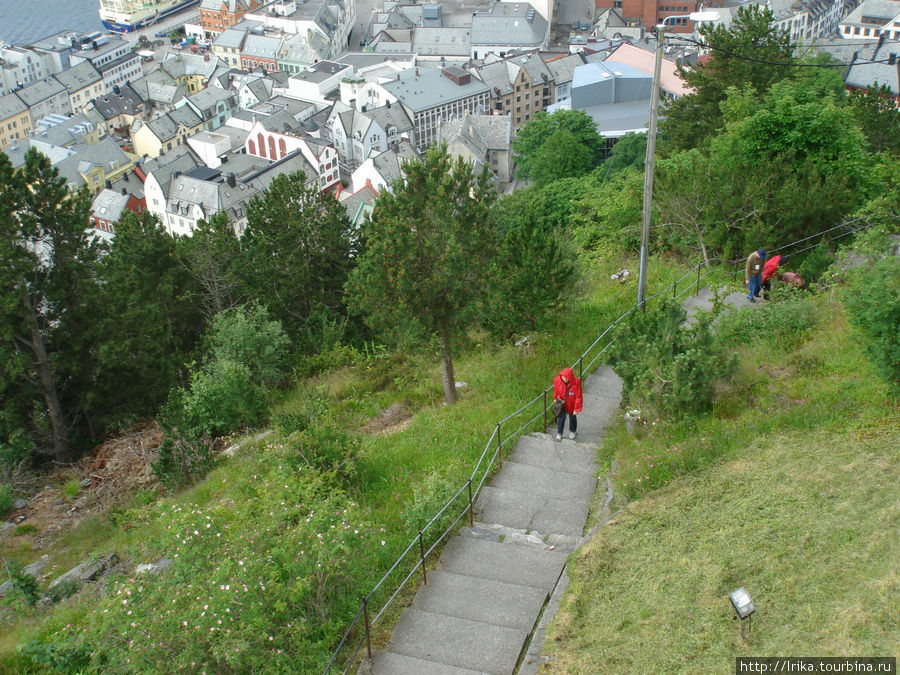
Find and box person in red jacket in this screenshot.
[553,367,584,441]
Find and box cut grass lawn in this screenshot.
[544,295,899,672]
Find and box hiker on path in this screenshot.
[745,248,766,303]
[553,367,583,441]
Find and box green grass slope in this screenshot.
[544,295,899,672]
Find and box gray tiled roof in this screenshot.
[243,34,281,60]
[470,3,548,48]
[90,84,144,118]
[91,188,130,220]
[53,61,102,92]
[15,77,67,107]
[0,91,29,119]
[412,27,471,57]
[53,136,131,188]
[187,86,236,112]
[368,103,414,134]
[441,113,510,149]
[544,52,586,85]
[381,66,490,113]
[170,105,203,128]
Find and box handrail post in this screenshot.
[672,280,676,298]
[696,265,701,295]
[467,479,474,527]
[418,531,427,585]
[542,389,547,431]
[496,423,502,469]
[578,356,583,380]
[363,596,372,660]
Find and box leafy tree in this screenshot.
[346,144,498,404]
[569,168,643,252]
[602,132,646,177]
[0,149,101,461]
[154,304,289,486]
[175,211,243,319]
[847,82,900,154]
[484,214,575,338]
[528,128,594,185]
[241,171,354,346]
[93,211,204,426]
[204,304,290,387]
[659,4,794,151]
[512,109,604,180]
[656,76,867,259]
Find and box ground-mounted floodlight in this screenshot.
[729,587,756,638]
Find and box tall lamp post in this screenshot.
[637,10,720,309]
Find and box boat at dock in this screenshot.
[98,0,201,33]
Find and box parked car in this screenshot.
[580,20,590,30]
[572,19,580,30]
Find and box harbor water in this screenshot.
[0,0,102,46]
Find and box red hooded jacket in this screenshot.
[762,255,782,283]
[553,367,584,415]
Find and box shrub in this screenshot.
[400,469,461,536]
[0,429,32,482]
[61,479,81,500]
[796,240,835,285]
[14,524,38,536]
[1,560,40,608]
[272,387,329,436]
[16,640,92,671]
[607,298,737,416]
[716,288,819,350]
[285,425,360,485]
[205,304,290,387]
[843,256,900,392]
[0,483,12,518]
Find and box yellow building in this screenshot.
[0,92,33,151]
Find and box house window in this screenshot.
[257,133,266,157]
[278,138,286,158]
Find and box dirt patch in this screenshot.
[360,402,414,436]
[2,421,164,551]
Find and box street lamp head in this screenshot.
[688,10,721,22]
[658,10,720,29]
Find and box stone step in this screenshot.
[461,522,547,547]
[372,651,488,675]
[380,608,528,674]
[475,485,589,538]
[437,535,566,591]
[490,460,596,501]
[412,570,548,631]
[506,434,597,474]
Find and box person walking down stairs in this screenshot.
[553,367,583,441]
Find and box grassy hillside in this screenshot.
[544,293,899,672]
[0,255,662,671]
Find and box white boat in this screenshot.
[99,0,201,33]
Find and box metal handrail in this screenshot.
[323,221,870,673]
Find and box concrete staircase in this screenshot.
[370,366,623,674]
